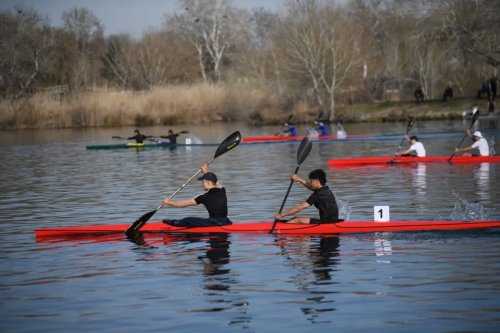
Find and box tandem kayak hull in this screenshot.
[35,220,500,239]
[243,134,373,143]
[86,142,218,149]
[328,156,500,167]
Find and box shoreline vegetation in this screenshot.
[0,82,486,130]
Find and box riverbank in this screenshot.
[0,82,487,129]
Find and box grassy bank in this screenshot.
[0,82,484,129]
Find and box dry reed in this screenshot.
[0,81,294,129]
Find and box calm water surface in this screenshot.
[1,120,499,332]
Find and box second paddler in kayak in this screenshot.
[160,129,189,144]
[395,135,426,157]
[162,162,232,227]
[274,169,340,224]
[456,130,490,156]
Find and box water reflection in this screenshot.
[411,163,427,196]
[168,234,251,329]
[473,163,490,202]
[374,233,393,264]
[275,236,340,324]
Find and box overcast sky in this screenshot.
[0,0,283,38]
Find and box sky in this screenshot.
[0,0,283,38]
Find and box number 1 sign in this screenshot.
[374,206,390,222]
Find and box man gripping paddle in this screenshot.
[162,162,231,227]
[275,169,339,224]
[456,130,490,156]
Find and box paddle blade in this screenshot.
[469,110,480,128]
[179,130,189,134]
[214,131,241,159]
[297,136,312,165]
[127,209,158,233]
[406,117,414,132]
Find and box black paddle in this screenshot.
[448,110,481,162]
[125,131,242,235]
[275,114,294,136]
[396,117,414,152]
[269,136,313,233]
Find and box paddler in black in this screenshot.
[127,129,147,143]
[161,129,180,144]
[275,169,339,224]
[162,162,231,227]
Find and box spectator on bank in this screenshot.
[414,87,424,103]
[443,86,453,102]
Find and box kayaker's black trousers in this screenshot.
[163,217,232,227]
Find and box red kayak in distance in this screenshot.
[328,155,500,167]
[35,220,500,241]
[243,134,372,143]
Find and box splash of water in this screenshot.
[488,137,496,155]
[449,190,485,220]
[337,199,351,220]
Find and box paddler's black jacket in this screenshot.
[128,133,146,143]
[306,185,338,223]
[194,187,228,219]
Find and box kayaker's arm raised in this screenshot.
[291,174,313,190]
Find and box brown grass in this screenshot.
[0,81,293,129]
[0,82,478,129]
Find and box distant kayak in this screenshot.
[35,220,500,240]
[86,141,218,150]
[328,155,500,167]
[242,131,481,144]
[243,134,372,143]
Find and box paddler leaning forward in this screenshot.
[162,162,232,227]
[275,169,340,224]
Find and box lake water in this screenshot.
[1,120,499,332]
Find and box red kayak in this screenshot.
[243,134,372,143]
[328,155,500,167]
[35,220,500,240]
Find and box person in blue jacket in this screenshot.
[314,121,329,136]
[283,122,297,136]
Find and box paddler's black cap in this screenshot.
[198,172,217,183]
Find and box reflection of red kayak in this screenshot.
[243,134,372,143]
[35,220,500,240]
[328,155,500,167]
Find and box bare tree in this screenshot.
[100,34,132,89]
[62,7,104,90]
[277,0,360,121]
[0,6,53,98]
[435,0,500,70]
[165,0,249,83]
[133,33,170,89]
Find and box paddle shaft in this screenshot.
[269,136,312,233]
[277,165,300,214]
[275,114,294,135]
[448,111,480,161]
[397,119,414,151]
